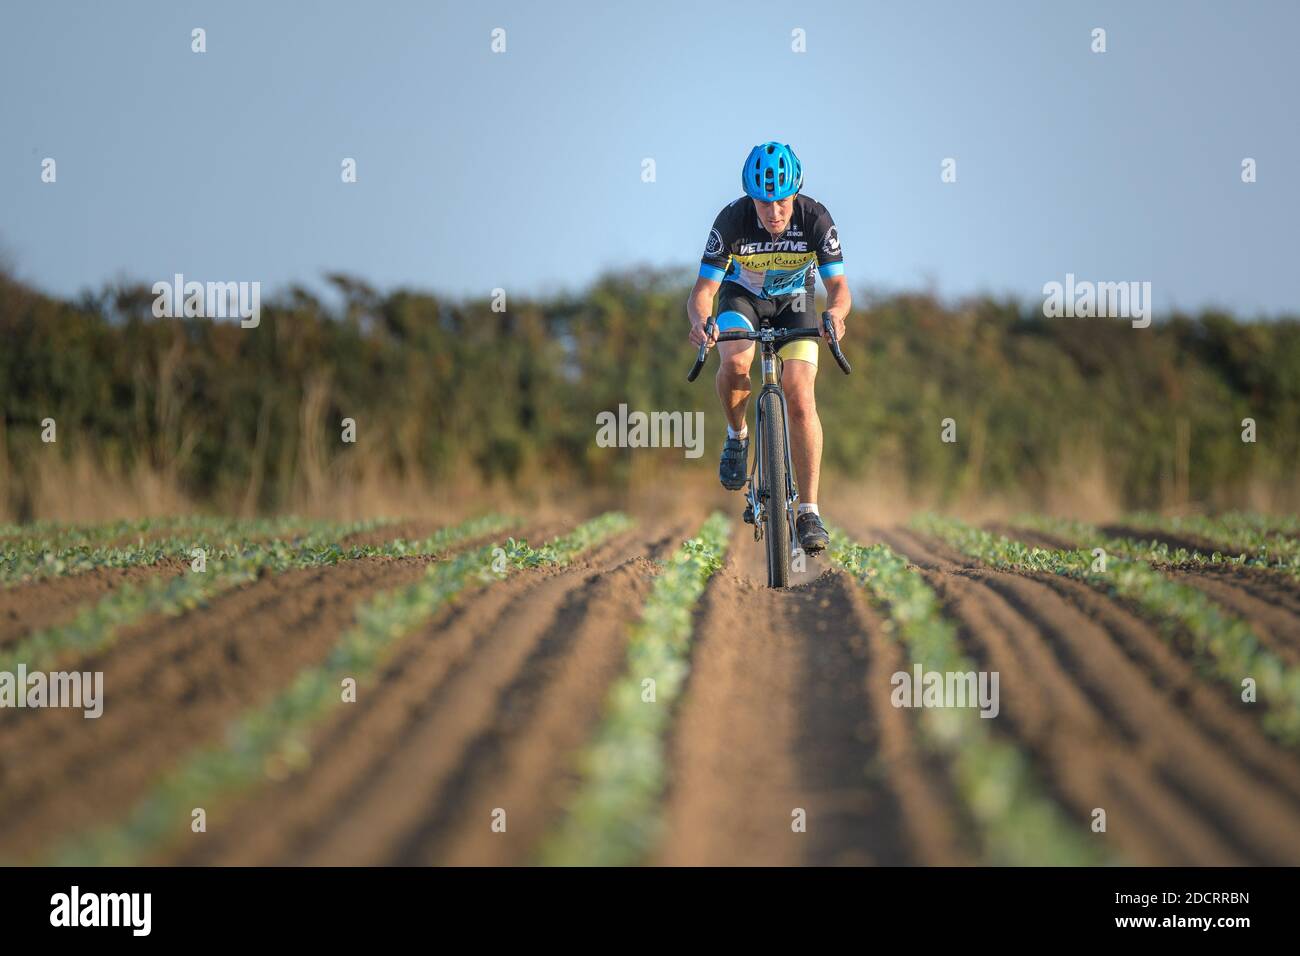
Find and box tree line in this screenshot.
[1,268,1296,519]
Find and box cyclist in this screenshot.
[687,142,851,554]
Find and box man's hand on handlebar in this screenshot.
[820,310,846,344]
[689,318,717,349]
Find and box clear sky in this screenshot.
[2,0,1296,315]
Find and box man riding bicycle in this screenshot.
[687,142,852,555]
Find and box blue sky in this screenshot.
[1,0,1296,315]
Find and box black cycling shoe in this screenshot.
[796,512,830,554]
[719,435,749,491]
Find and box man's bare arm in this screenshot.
[687,275,721,347]
[821,273,852,341]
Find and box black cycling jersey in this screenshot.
[699,193,844,299]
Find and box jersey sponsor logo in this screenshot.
[704,228,724,257]
[763,268,812,295]
[737,239,809,255]
[734,251,818,271]
[821,226,841,257]
[725,263,814,300]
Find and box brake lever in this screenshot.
[687,316,717,383]
[821,312,852,375]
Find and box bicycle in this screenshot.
[688,311,851,588]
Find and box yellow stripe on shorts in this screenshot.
[777,338,819,367]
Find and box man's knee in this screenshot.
[783,361,818,423]
[718,344,754,380]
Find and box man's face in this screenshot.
[753,195,796,235]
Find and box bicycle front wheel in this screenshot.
[759,389,791,588]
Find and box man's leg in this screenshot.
[782,357,830,552]
[716,340,755,432]
[716,339,755,491]
[782,358,821,505]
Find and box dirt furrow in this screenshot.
[340,520,448,548]
[0,559,189,647]
[654,526,964,865]
[1168,569,1300,665]
[167,519,685,866]
[0,522,531,759]
[875,526,1300,865]
[1099,524,1225,555]
[867,528,1185,864]
[398,524,694,866]
[0,557,439,791]
[996,522,1300,663]
[0,522,459,650]
[0,523,564,863]
[1180,565,1300,619]
[0,557,435,861]
[983,523,1075,552]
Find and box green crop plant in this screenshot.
[829,530,1110,866]
[539,512,729,866]
[916,515,1300,746]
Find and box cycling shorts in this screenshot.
[716,285,819,368]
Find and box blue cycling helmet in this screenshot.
[741,142,803,200]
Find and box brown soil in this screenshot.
[862,526,1300,865]
[0,520,568,862]
[166,517,691,865]
[0,559,189,648]
[654,533,974,865]
[1099,524,1240,556]
[1000,522,1300,668]
[9,509,1300,866]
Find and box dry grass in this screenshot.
[4,443,1295,528]
[21,450,194,523]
